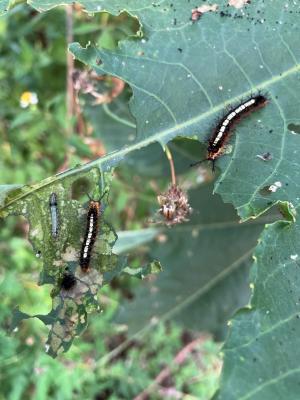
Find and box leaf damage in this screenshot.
[2,168,160,357]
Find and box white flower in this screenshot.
[20,91,38,108]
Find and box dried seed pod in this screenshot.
[157,185,192,226]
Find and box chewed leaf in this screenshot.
[3,168,132,357]
[0,185,23,211]
[122,261,162,279]
[45,268,104,357]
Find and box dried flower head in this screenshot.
[157,185,192,226]
[72,69,96,94]
[72,69,125,104]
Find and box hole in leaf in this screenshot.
[288,123,300,134]
[259,186,272,196]
[71,177,92,199]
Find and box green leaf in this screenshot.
[116,184,271,337]
[114,228,159,254]
[4,169,119,355]
[0,0,9,15]
[83,91,136,153]
[2,166,161,357]
[8,0,298,223]
[216,219,300,399]
[0,185,22,209]
[122,260,162,279]
[67,0,300,222]
[64,6,300,392]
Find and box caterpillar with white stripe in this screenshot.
[79,200,101,272]
[191,94,268,170]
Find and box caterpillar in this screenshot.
[79,194,106,272]
[191,94,268,170]
[49,193,59,238]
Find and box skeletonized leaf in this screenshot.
[2,168,159,357]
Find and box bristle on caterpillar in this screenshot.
[191,94,269,170]
[79,200,101,272]
[49,193,59,238]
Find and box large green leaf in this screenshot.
[67,0,300,222]
[66,6,300,395]
[116,183,272,337]
[5,0,299,222]
[215,217,300,400]
[83,91,136,153]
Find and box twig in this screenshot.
[66,6,87,139]
[134,335,209,400]
[165,145,176,186]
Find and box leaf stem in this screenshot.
[165,145,176,186]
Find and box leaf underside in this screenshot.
[116,183,266,338]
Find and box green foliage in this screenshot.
[0,314,221,399]
[1,167,163,357]
[67,1,300,398]
[2,0,300,398]
[215,219,300,400]
[116,183,271,338]
[67,0,300,219]
[0,6,66,182]
[0,5,222,397]
[0,6,160,358]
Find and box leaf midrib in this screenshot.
[2,61,300,210]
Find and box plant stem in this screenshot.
[165,145,176,186]
[66,5,74,137]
